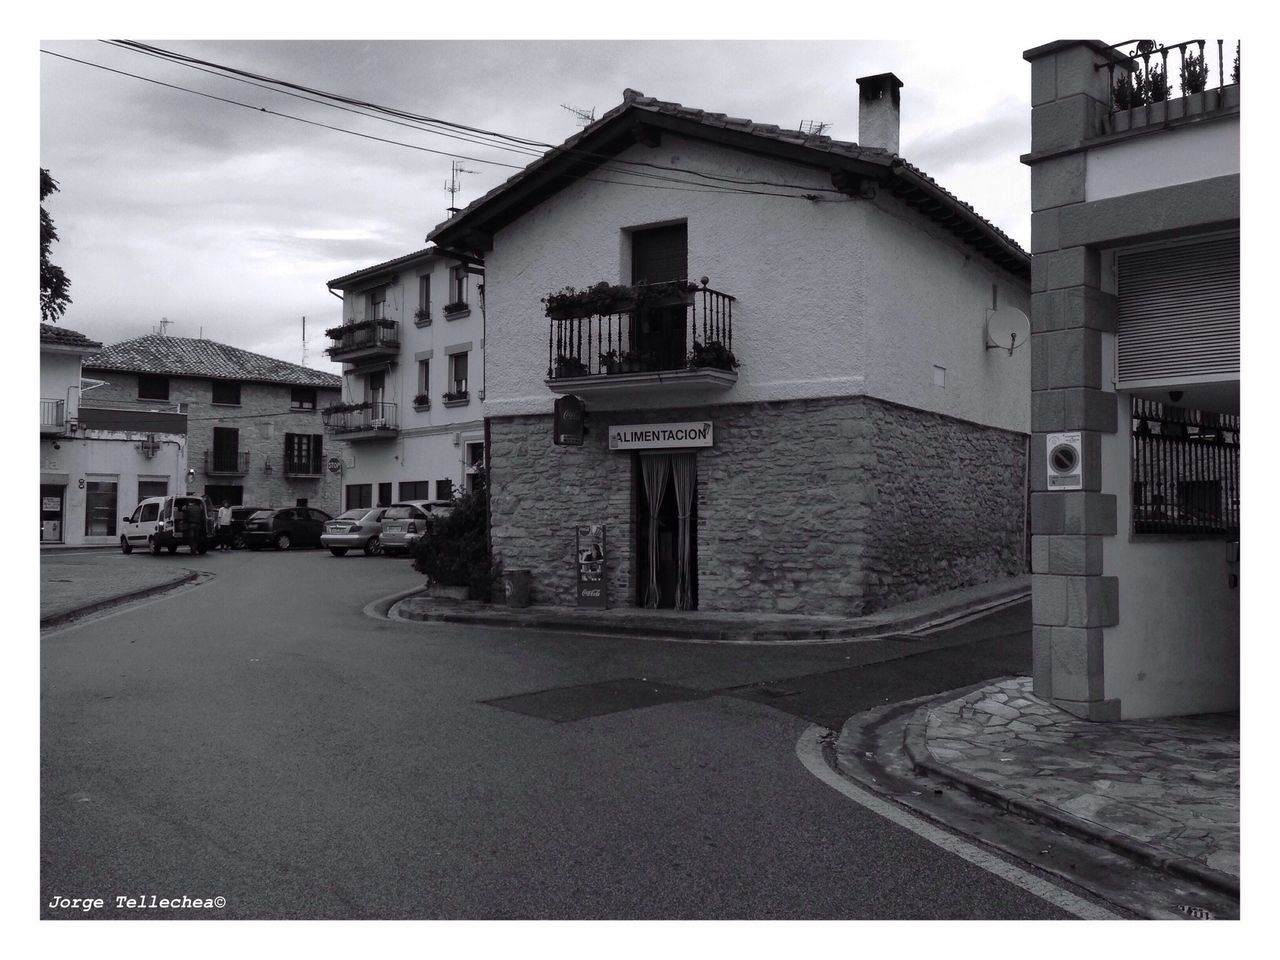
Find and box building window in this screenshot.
[211,380,241,405]
[436,478,453,501]
[366,370,386,408]
[291,387,317,410]
[1130,397,1239,537]
[346,483,372,510]
[449,352,468,395]
[450,265,468,306]
[138,479,168,501]
[284,433,323,475]
[84,477,118,537]
[138,374,169,401]
[418,275,431,320]
[418,359,430,396]
[465,441,485,494]
[399,480,432,500]
[370,285,388,321]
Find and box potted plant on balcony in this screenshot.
[554,353,591,378]
[413,392,431,409]
[600,349,643,374]
[444,300,469,317]
[688,339,738,372]
[442,389,469,403]
[414,307,431,325]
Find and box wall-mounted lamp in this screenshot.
[263,457,273,474]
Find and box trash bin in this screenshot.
[504,569,531,608]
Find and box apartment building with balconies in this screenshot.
[324,248,486,510]
[430,79,1032,615]
[1022,40,1240,720]
[81,335,342,520]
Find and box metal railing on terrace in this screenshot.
[546,279,737,380]
[325,319,401,356]
[1131,397,1239,537]
[1102,39,1239,117]
[321,400,399,434]
[204,450,250,475]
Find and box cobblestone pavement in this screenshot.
[922,678,1239,880]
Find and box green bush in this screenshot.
[411,476,498,601]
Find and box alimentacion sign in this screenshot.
[608,421,713,451]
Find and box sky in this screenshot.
[38,35,1035,376]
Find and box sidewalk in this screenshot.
[393,575,1029,642]
[41,552,200,626]
[896,677,1239,895]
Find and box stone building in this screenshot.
[323,248,486,510]
[82,335,343,516]
[430,79,1031,615]
[1022,40,1240,720]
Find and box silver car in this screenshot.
[379,500,451,556]
[320,507,388,557]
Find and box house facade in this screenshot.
[430,79,1031,615]
[324,248,486,511]
[40,323,188,547]
[1022,40,1240,719]
[82,335,343,523]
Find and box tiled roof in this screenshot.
[40,323,103,351]
[83,335,342,389]
[328,247,439,289]
[429,88,1028,275]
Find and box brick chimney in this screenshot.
[856,72,904,154]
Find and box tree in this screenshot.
[41,168,72,323]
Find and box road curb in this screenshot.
[900,702,1240,899]
[391,583,1030,643]
[40,570,204,629]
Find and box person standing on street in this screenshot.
[216,501,233,550]
[183,499,204,554]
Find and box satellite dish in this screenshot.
[985,306,1030,356]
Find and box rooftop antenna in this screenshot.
[798,120,830,137]
[156,317,173,336]
[445,160,480,216]
[302,315,308,367]
[561,103,596,127]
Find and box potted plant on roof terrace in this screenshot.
[688,339,738,372]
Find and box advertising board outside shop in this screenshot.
[607,421,713,451]
[576,524,607,608]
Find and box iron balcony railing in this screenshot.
[325,320,401,357]
[1101,39,1239,114]
[546,280,736,380]
[40,398,66,433]
[1131,397,1239,537]
[204,450,250,475]
[283,456,324,476]
[321,400,399,434]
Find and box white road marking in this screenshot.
[795,724,1121,920]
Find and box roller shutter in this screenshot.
[1116,235,1239,385]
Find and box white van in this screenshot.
[120,495,212,555]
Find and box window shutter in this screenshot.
[1116,235,1239,386]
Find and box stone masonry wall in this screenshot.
[489,395,1027,614]
[83,372,342,514]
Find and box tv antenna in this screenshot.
[561,103,597,127]
[798,120,830,137]
[445,160,480,215]
[301,315,308,367]
[156,317,173,336]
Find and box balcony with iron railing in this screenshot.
[543,278,738,399]
[324,319,402,363]
[204,450,250,476]
[40,398,66,435]
[321,400,399,441]
[1100,39,1239,135]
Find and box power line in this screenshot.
[43,47,847,203]
[99,40,852,199]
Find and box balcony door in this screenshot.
[212,427,239,473]
[631,224,689,371]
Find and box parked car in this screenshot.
[120,495,211,555]
[379,500,451,556]
[225,506,270,549]
[241,507,333,550]
[321,507,388,557]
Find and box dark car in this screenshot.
[226,505,270,549]
[241,507,333,550]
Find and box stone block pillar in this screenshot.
[1023,41,1125,721]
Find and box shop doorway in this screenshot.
[635,452,698,609]
[40,483,65,543]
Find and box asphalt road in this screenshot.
[41,548,1070,919]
